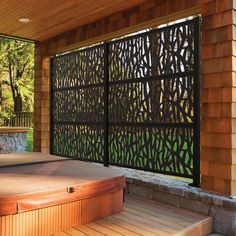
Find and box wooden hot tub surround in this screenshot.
[0,153,125,236]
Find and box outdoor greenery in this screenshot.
[0,37,34,124]
[26,129,33,152]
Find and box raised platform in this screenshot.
[0,153,125,236]
[109,166,236,235]
[54,195,213,236]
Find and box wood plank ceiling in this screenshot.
[0,0,146,41]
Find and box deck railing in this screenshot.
[3,112,34,128]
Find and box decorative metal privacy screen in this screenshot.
[51,17,200,185]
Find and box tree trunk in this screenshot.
[14,92,22,112]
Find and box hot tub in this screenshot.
[0,153,125,236]
[0,127,29,153]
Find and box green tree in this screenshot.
[0,37,34,113]
[0,37,3,113]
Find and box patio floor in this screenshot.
[54,195,212,236]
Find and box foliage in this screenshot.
[26,129,33,152]
[0,37,34,123]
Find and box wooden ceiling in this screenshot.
[0,0,146,41]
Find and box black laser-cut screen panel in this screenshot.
[51,45,105,163]
[108,77,194,124]
[109,126,194,177]
[109,21,195,82]
[51,18,200,182]
[108,20,198,177]
[53,124,104,162]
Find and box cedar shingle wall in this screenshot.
[200,0,235,195]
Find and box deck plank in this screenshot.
[74,225,105,236]
[123,206,185,230]
[125,197,204,223]
[124,201,193,227]
[54,195,212,236]
[85,222,123,236]
[112,213,171,236]
[105,216,158,236]
[64,228,88,236]
[120,209,182,233]
[54,232,69,236]
[95,219,141,236]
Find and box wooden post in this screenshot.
[200,0,236,195]
[34,43,50,153]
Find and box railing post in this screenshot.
[191,17,201,187]
[50,57,54,155]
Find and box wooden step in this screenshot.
[54,195,213,236]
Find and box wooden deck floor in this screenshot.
[54,195,212,236]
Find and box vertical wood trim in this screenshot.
[0,190,123,236]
